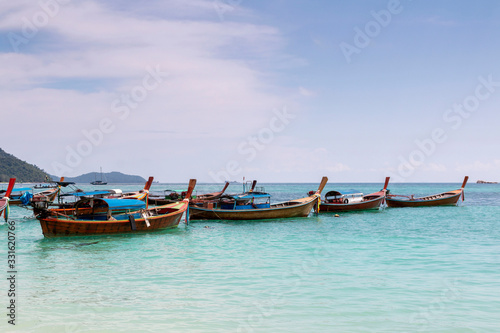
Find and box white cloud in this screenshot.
[0,0,304,179]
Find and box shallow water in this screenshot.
[1,182,499,332]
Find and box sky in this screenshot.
[1,0,500,183]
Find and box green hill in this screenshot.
[0,148,51,182]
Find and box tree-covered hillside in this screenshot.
[0,148,51,182]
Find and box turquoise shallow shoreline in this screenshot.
[1,182,499,332]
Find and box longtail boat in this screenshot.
[386,176,468,208]
[34,179,196,237]
[0,178,16,221]
[148,189,184,205]
[27,186,60,204]
[188,177,328,221]
[319,177,390,213]
[112,176,154,201]
[148,182,230,206]
[2,186,32,205]
[191,181,230,203]
[4,177,63,206]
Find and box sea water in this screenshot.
[1,182,499,332]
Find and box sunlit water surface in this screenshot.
[1,182,499,332]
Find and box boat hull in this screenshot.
[0,199,7,214]
[189,196,318,221]
[319,196,384,212]
[38,202,187,237]
[386,192,461,207]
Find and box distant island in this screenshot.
[477,180,498,184]
[0,147,51,182]
[51,171,147,184]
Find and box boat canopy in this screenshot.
[75,198,146,211]
[231,192,271,200]
[73,198,146,220]
[325,190,363,197]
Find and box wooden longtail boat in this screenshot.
[112,176,154,201]
[5,178,62,206]
[148,189,184,205]
[188,177,328,221]
[386,176,468,208]
[35,179,196,237]
[148,182,231,206]
[0,178,16,221]
[191,181,230,203]
[3,188,26,204]
[319,177,390,213]
[30,187,60,204]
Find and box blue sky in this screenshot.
[1,0,499,183]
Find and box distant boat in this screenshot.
[188,177,327,221]
[91,167,107,185]
[476,180,497,184]
[319,177,390,213]
[386,176,468,207]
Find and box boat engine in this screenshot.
[30,195,51,217]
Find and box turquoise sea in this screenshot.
[1,182,499,332]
